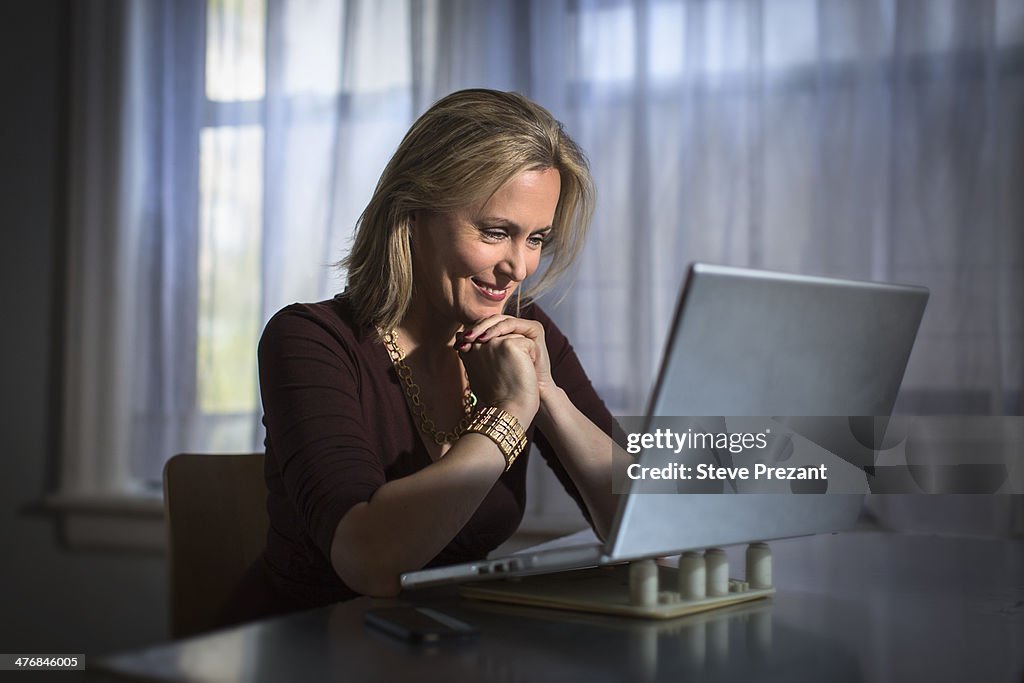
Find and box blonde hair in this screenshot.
[341,89,594,333]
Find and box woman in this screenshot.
[224,89,618,624]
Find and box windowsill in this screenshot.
[35,490,166,553]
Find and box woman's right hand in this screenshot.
[457,333,539,426]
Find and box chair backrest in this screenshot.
[163,452,269,639]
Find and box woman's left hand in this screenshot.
[459,314,617,542]
[458,315,556,400]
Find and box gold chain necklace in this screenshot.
[381,329,478,445]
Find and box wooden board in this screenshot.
[459,564,773,620]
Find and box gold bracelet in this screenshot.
[464,406,527,471]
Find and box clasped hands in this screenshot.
[454,315,554,427]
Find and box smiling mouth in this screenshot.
[472,278,511,302]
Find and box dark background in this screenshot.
[0,1,167,656]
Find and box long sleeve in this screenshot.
[259,303,387,559]
[526,303,615,527]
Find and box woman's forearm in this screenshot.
[535,387,619,541]
[329,433,507,596]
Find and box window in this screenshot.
[141,0,420,485]
[195,0,266,453]
[55,0,1023,550]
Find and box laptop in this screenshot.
[400,263,929,589]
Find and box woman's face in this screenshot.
[410,168,561,328]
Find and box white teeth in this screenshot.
[477,283,507,295]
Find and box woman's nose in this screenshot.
[500,243,529,282]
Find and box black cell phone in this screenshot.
[363,607,480,643]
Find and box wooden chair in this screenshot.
[163,453,269,639]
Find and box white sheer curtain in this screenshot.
[562,0,1023,418]
[62,0,1022,514]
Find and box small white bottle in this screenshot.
[704,548,729,597]
[678,551,706,600]
[629,558,659,607]
[745,542,772,589]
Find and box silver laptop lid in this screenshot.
[607,263,929,560]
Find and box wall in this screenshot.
[0,1,167,657]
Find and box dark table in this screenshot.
[93,531,1024,682]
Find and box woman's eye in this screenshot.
[528,235,548,248]
[482,229,507,241]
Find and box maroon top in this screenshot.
[221,294,611,625]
